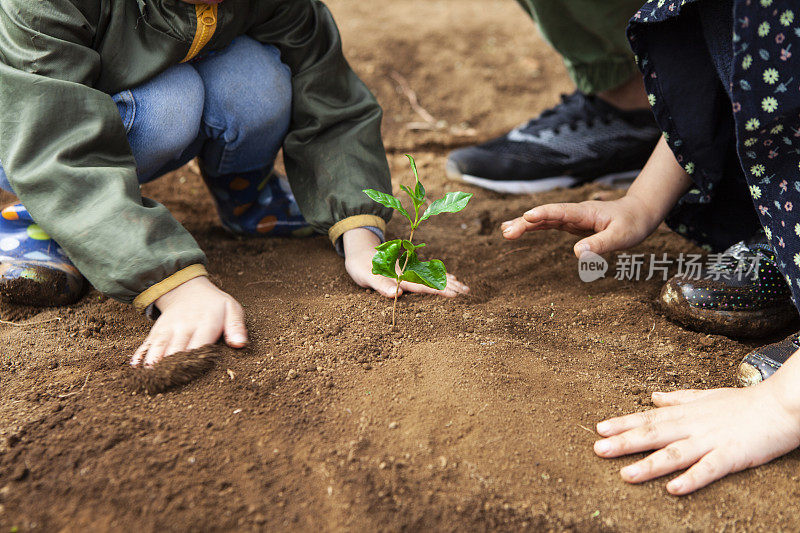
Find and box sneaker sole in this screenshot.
[445,160,638,194]
[659,282,798,338]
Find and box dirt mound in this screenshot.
[127,346,221,395]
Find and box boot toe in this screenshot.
[736,361,764,387]
[0,262,85,307]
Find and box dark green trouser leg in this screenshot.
[516,0,645,94]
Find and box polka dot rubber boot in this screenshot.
[201,166,312,237]
[0,204,85,306]
[659,232,797,338]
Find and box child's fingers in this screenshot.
[666,449,732,495]
[187,320,224,351]
[501,217,542,240]
[371,276,402,298]
[130,342,149,367]
[144,333,172,367]
[164,328,194,358]
[596,405,680,437]
[223,300,248,348]
[446,273,470,294]
[593,419,689,458]
[619,438,705,484]
[652,389,722,407]
[131,325,165,366]
[574,228,618,257]
[399,277,467,298]
[398,280,443,296]
[524,203,593,227]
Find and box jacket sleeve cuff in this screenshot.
[327,214,387,245]
[133,264,209,312]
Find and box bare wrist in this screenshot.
[625,136,693,228]
[764,351,800,416]
[155,275,212,311]
[623,191,668,231]
[342,227,381,258]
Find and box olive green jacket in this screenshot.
[0,0,392,309]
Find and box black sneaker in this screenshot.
[445,91,660,194]
[737,332,799,386]
[659,233,797,338]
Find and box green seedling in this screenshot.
[363,154,472,328]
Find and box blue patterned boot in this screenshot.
[0,204,85,306]
[201,165,313,237]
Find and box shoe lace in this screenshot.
[517,92,612,134]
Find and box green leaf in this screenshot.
[406,154,421,184]
[400,184,416,201]
[363,189,412,223]
[375,240,398,252]
[421,191,473,221]
[371,239,402,280]
[405,154,426,210]
[400,182,424,214]
[414,179,426,203]
[401,240,426,253]
[400,253,447,290]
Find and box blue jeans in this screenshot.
[0,36,292,191]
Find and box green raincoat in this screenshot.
[0,0,392,309]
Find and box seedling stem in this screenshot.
[363,155,472,329]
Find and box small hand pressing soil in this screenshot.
[126,345,221,395]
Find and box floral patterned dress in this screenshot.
[629,0,800,306]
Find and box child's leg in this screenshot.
[0,64,206,306]
[191,36,309,237]
[112,64,206,182]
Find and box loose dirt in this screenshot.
[1,0,799,531]
[127,346,222,395]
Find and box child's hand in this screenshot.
[593,362,800,495]
[500,195,661,258]
[130,276,248,367]
[343,227,469,298]
[500,137,696,258]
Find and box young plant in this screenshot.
[363,154,472,327]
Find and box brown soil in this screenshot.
[1,0,799,531]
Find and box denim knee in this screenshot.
[115,64,205,181]
[194,36,292,173]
